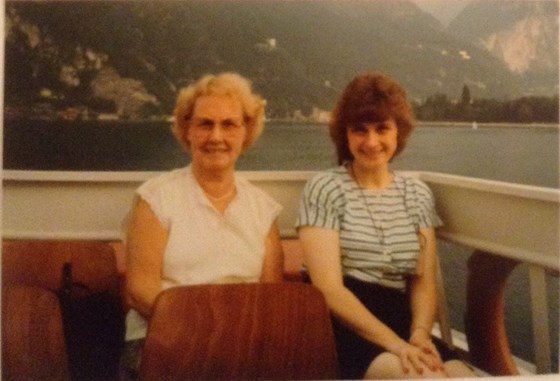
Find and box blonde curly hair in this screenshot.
[172,72,266,152]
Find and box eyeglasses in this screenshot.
[189,117,245,135]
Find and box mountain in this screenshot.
[447,0,559,96]
[4,0,557,120]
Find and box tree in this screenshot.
[460,84,472,106]
[416,93,452,121]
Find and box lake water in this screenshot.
[3,119,559,369]
[4,120,559,189]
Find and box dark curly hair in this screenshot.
[329,71,415,164]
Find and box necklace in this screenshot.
[350,164,393,262]
[203,186,236,202]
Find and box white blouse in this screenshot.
[125,165,282,340]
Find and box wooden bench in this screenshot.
[3,238,528,378]
[2,240,124,381]
[1,238,306,381]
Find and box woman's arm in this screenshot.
[408,227,444,368]
[409,227,439,336]
[125,198,168,318]
[299,226,406,351]
[300,226,444,375]
[260,220,284,283]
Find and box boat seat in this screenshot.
[2,285,71,381]
[139,282,340,380]
[1,239,125,381]
[2,239,122,293]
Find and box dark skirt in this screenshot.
[321,275,458,379]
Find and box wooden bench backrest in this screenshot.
[2,285,71,381]
[2,239,119,293]
[140,282,339,380]
[1,240,122,381]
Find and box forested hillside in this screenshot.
[5,1,558,121]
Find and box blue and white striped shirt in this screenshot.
[296,166,442,290]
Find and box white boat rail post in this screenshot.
[421,171,560,375]
[435,255,454,349]
[528,264,553,374]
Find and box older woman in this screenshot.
[120,73,284,379]
[297,72,476,379]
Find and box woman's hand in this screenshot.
[408,328,445,372]
[390,337,444,375]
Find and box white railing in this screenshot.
[3,169,559,375]
[420,172,559,375]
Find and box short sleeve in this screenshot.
[296,171,345,230]
[410,178,443,229]
[135,175,172,230]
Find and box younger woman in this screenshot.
[297,71,476,379]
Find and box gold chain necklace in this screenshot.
[201,185,237,202]
[350,164,393,262]
[203,186,236,202]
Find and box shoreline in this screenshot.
[416,121,559,129]
[266,119,559,129]
[5,116,559,129]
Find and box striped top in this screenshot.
[296,166,442,290]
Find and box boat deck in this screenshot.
[3,169,559,376]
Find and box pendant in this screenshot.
[382,249,392,260]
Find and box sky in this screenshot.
[411,0,473,25]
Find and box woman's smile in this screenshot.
[187,94,247,172]
[347,119,398,170]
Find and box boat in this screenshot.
[2,168,559,378]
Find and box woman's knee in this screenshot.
[364,352,404,379]
[443,359,478,378]
[364,352,449,379]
